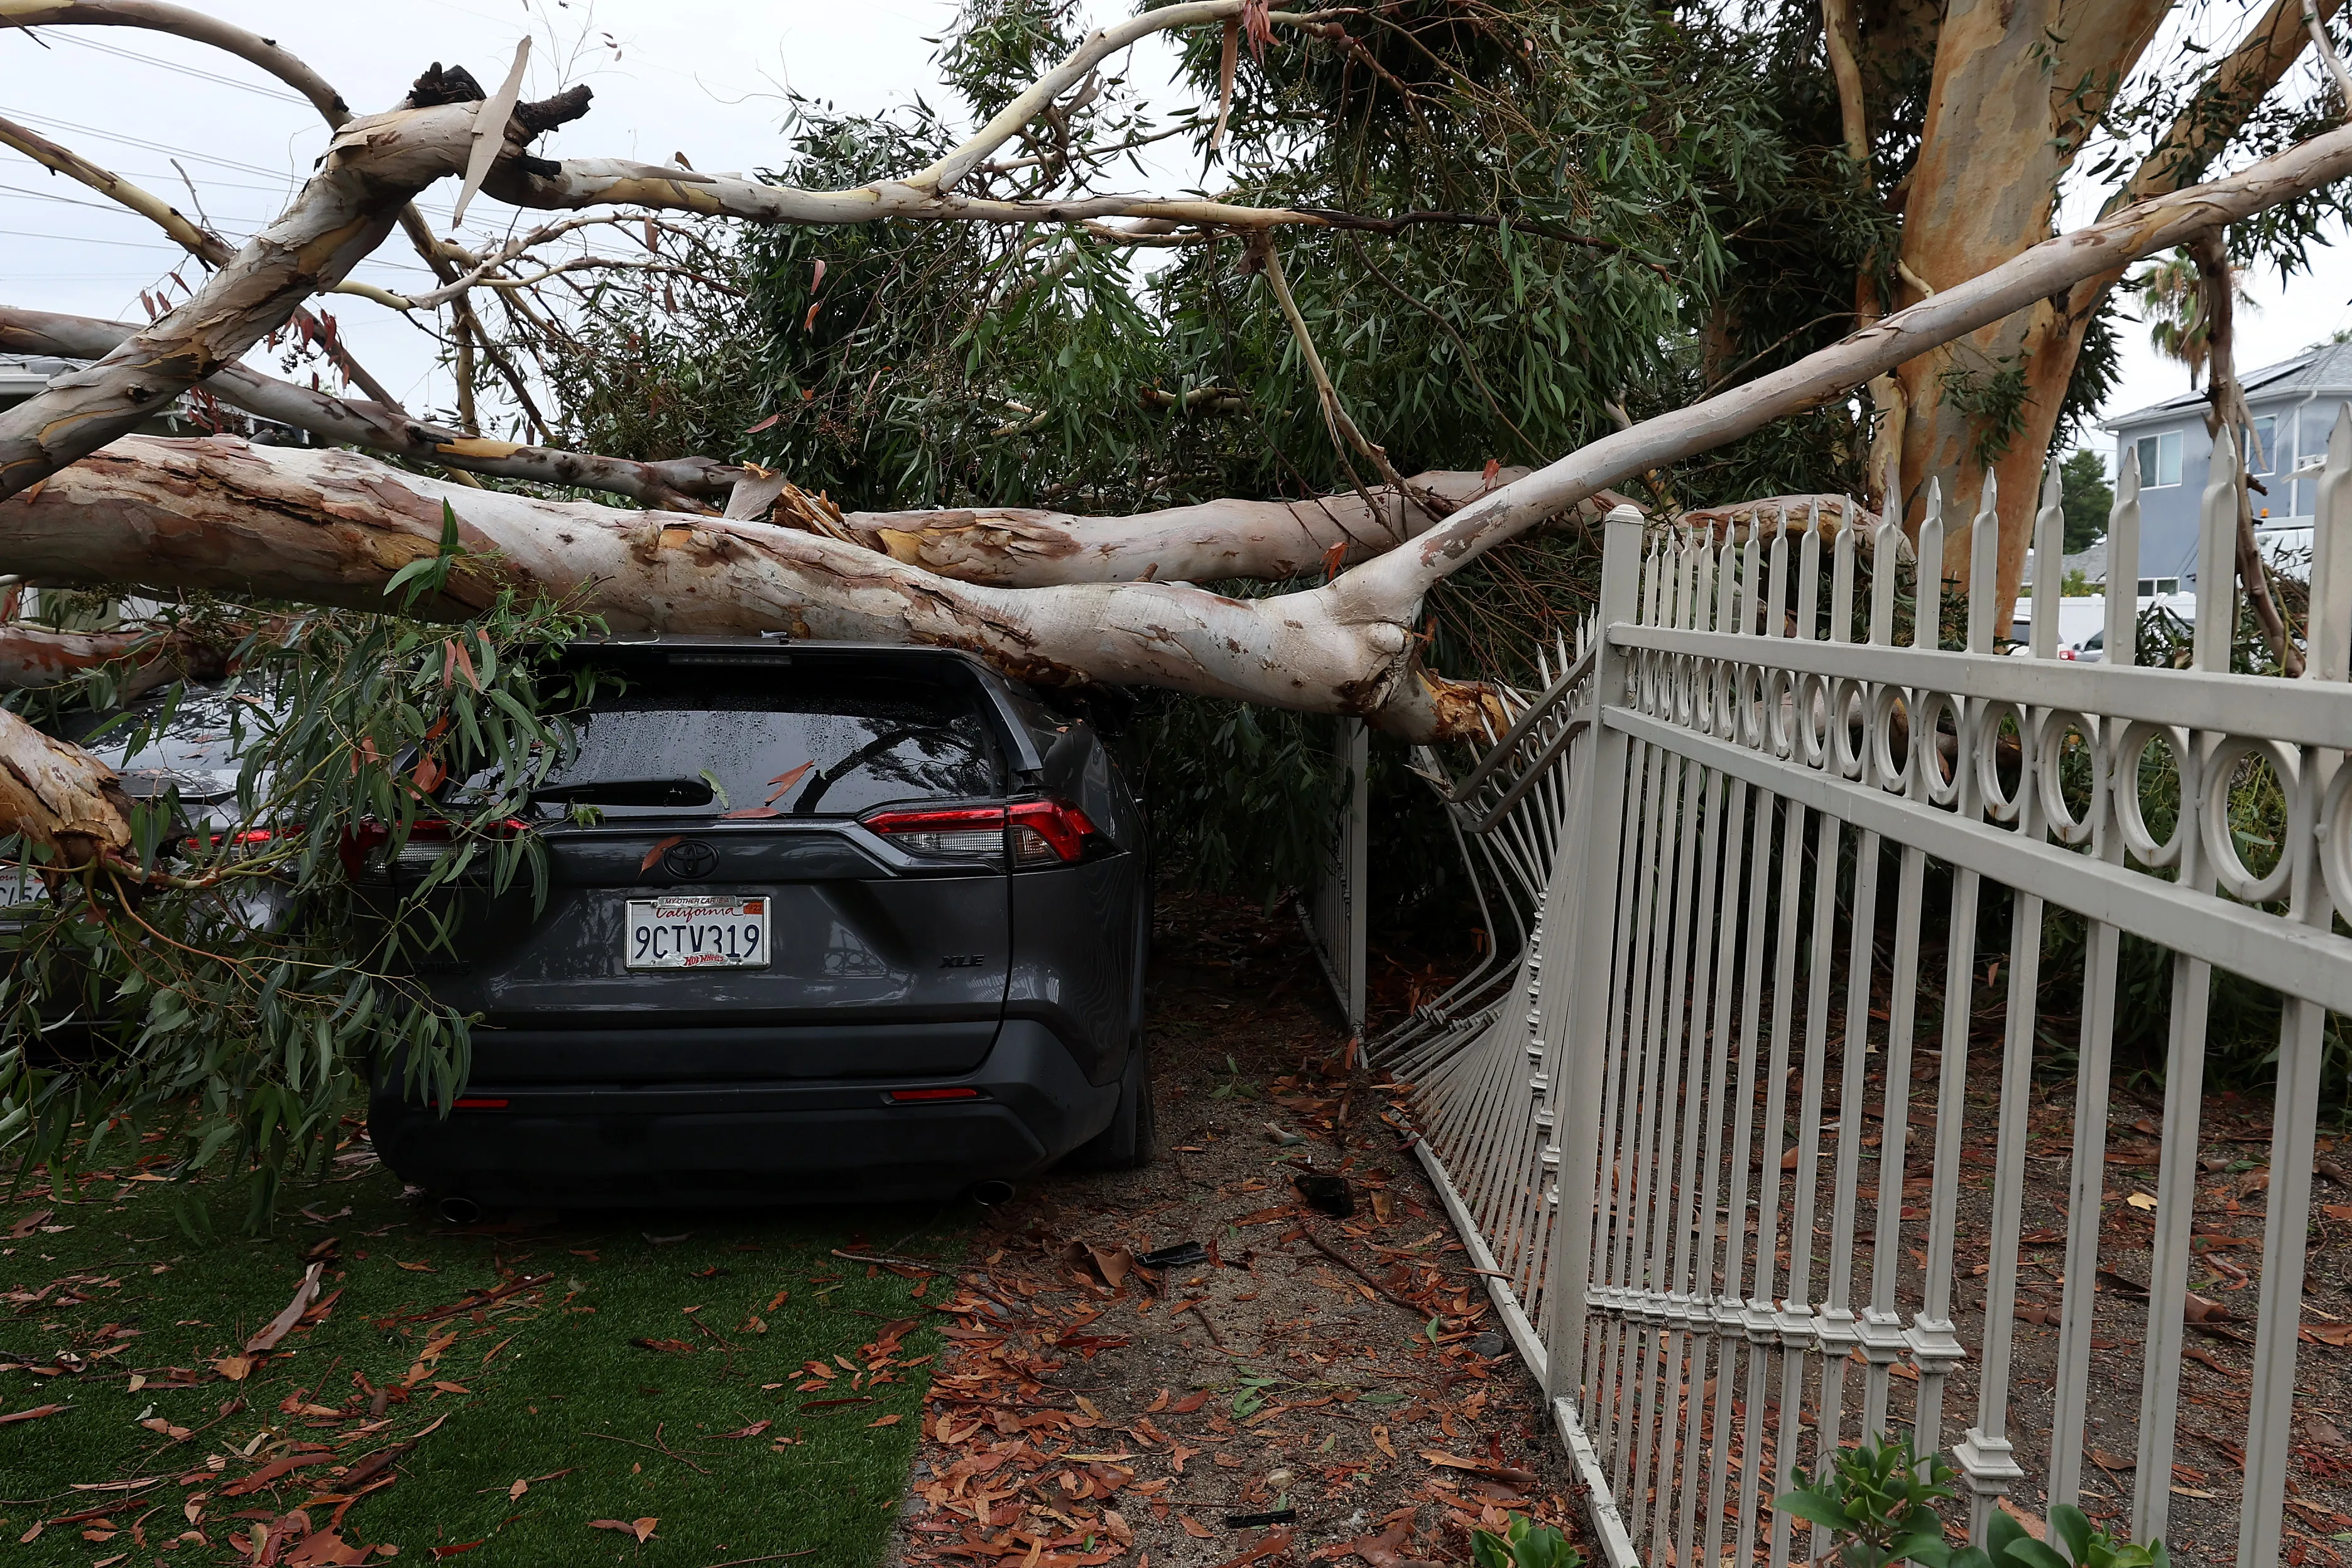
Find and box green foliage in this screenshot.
[1773,1433,1958,1567]
[2058,449,2114,554]
[1470,1514,1583,1568]
[0,591,601,1226]
[1937,354,2034,468]
[1775,1435,2171,1568]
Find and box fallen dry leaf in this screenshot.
[0,1403,65,1426]
[430,1544,482,1560]
[638,836,683,875]
[246,1263,325,1354]
[393,1261,437,1273]
[630,1338,696,1355]
[8,1207,53,1239]
[589,1518,659,1544]
[2302,1322,2352,1347]
[1179,1515,1216,1539]
[285,1529,374,1566]
[868,1413,903,1427]
[1212,1528,1295,1568]
[211,1355,255,1382]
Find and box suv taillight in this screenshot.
[864,801,1097,866]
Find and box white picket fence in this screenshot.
[1335,416,2352,1566]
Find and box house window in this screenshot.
[2135,430,2184,486]
[2137,577,2181,597]
[2247,414,2276,474]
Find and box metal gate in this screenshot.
[1381,417,2352,1567]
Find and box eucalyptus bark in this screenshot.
[1881,0,2334,623]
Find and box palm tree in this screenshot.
[2129,247,2257,388]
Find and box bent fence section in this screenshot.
[1349,420,2352,1567]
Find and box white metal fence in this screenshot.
[1370,417,2352,1566]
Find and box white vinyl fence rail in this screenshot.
[1349,415,2352,1566]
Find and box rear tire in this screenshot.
[1067,1039,1155,1170]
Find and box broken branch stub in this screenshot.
[0,706,135,869]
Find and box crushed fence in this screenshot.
[1313,418,2352,1565]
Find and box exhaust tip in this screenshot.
[437,1195,482,1225]
[966,1179,1015,1207]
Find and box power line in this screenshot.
[28,33,313,107]
[0,181,276,229]
[0,105,301,183]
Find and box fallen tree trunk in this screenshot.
[0,310,1592,583]
[0,435,1466,734]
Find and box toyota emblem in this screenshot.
[662,840,719,879]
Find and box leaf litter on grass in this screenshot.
[1,1138,956,1568]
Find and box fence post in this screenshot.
[1543,504,1644,1398]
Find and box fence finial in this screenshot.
[2031,457,2064,660]
[1968,470,2000,653]
[2311,405,2352,682]
[1917,477,1944,648]
[2106,445,2142,669]
[2194,424,2240,673]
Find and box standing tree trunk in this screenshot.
[1871,0,2329,623]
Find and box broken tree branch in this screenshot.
[2192,228,2302,673]
[1351,114,2352,614]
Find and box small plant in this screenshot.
[1470,1514,1583,1568]
[1775,1435,2172,1568]
[1776,1433,1957,1567]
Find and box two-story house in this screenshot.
[2100,340,2352,592]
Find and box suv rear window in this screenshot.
[541,663,1003,819]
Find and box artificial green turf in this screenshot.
[1,1157,964,1566]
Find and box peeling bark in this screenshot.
[0,705,135,868]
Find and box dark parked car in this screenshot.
[365,636,1155,1208]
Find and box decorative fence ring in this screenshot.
[2111,721,2189,868]
[1829,677,1870,780]
[1868,684,1910,790]
[1694,654,1719,734]
[1736,663,1767,750]
[1913,689,1962,807]
[1765,667,1796,760]
[2201,734,2304,905]
[2321,758,2352,915]
[2032,709,2101,846]
[1795,672,1836,770]
[1973,698,2029,824]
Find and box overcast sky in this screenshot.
[4,1,2349,466]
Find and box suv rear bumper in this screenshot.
[366,1021,1120,1206]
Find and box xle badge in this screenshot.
[940,954,987,967]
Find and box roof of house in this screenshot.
[2105,340,2352,428]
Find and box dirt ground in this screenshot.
[890,890,1584,1568]
[1892,1061,2352,1565]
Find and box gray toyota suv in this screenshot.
[365,636,1154,1207]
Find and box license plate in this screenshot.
[624,895,770,970]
